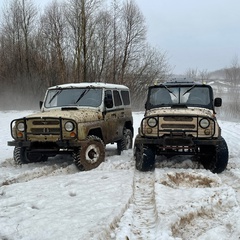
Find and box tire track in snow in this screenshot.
[113,171,158,239]
[0,149,134,188]
[155,170,238,239]
[0,160,78,187]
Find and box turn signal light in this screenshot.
[17,132,23,138]
[70,132,76,138]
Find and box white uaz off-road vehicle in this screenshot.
[8,82,133,170]
[134,80,228,173]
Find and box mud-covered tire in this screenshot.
[117,129,133,155]
[72,148,85,171]
[213,137,228,173]
[134,143,155,172]
[14,147,48,165]
[200,137,228,174]
[73,135,105,171]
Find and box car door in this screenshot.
[103,90,120,143]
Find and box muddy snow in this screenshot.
[1,111,240,240]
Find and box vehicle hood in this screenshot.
[24,109,103,122]
[145,107,215,118]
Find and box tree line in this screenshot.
[0,0,170,110]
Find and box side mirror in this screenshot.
[39,101,43,109]
[214,98,222,107]
[104,98,113,108]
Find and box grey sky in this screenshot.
[1,0,240,74]
[137,0,240,74]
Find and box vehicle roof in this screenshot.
[151,79,209,88]
[48,82,129,90]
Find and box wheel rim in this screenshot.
[85,144,100,164]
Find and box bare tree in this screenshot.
[0,0,171,110]
[0,0,38,108]
[185,68,198,80]
[225,55,240,87]
[40,0,67,85]
[19,0,37,76]
[129,46,170,109]
[198,69,209,83]
[88,9,113,82]
[119,0,146,84]
[65,0,100,82]
[223,55,240,119]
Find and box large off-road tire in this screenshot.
[213,137,228,173]
[117,129,133,155]
[72,148,85,171]
[14,147,48,165]
[134,143,155,172]
[200,137,228,174]
[73,135,105,171]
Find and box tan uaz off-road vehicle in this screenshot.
[134,80,228,173]
[8,82,133,170]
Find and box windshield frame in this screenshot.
[44,87,103,109]
[146,84,214,110]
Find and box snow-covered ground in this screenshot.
[1,111,240,240]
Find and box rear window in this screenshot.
[121,90,130,105]
[113,90,122,106]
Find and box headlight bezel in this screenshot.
[147,117,158,128]
[199,118,210,129]
[64,121,75,132]
[17,122,25,132]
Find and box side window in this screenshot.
[105,90,113,108]
[113,90,122,107]
[121,90,130,105]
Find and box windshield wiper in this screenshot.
[48,89,62,104]
[75,87,91,104]
[182,85,196,96]
[163,85,177,98]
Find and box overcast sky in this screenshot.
[1,0,240,74]
[136,0,240,74]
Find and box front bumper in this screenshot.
[7,140,81,148]
[134,135,222,156]
[134,136,221,146]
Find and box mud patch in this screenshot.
[158,171,221,188]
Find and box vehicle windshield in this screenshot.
[44,88,103,108]
[147,85,212,109]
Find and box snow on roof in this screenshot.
[48,82,129,90]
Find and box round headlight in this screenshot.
[199,118,210,128]
[17,122,25,132]
[65,121,74,132]
[147,117,158,128]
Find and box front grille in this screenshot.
[29,118,60,135]
[163,116,193,122]
[32,120,59,125]
[141,114,216,138]
[31,128,60,134]
[25,117,62,136]
[161,124,195,129]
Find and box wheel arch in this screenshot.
[124,120,134,136]
[88,128,104,142]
